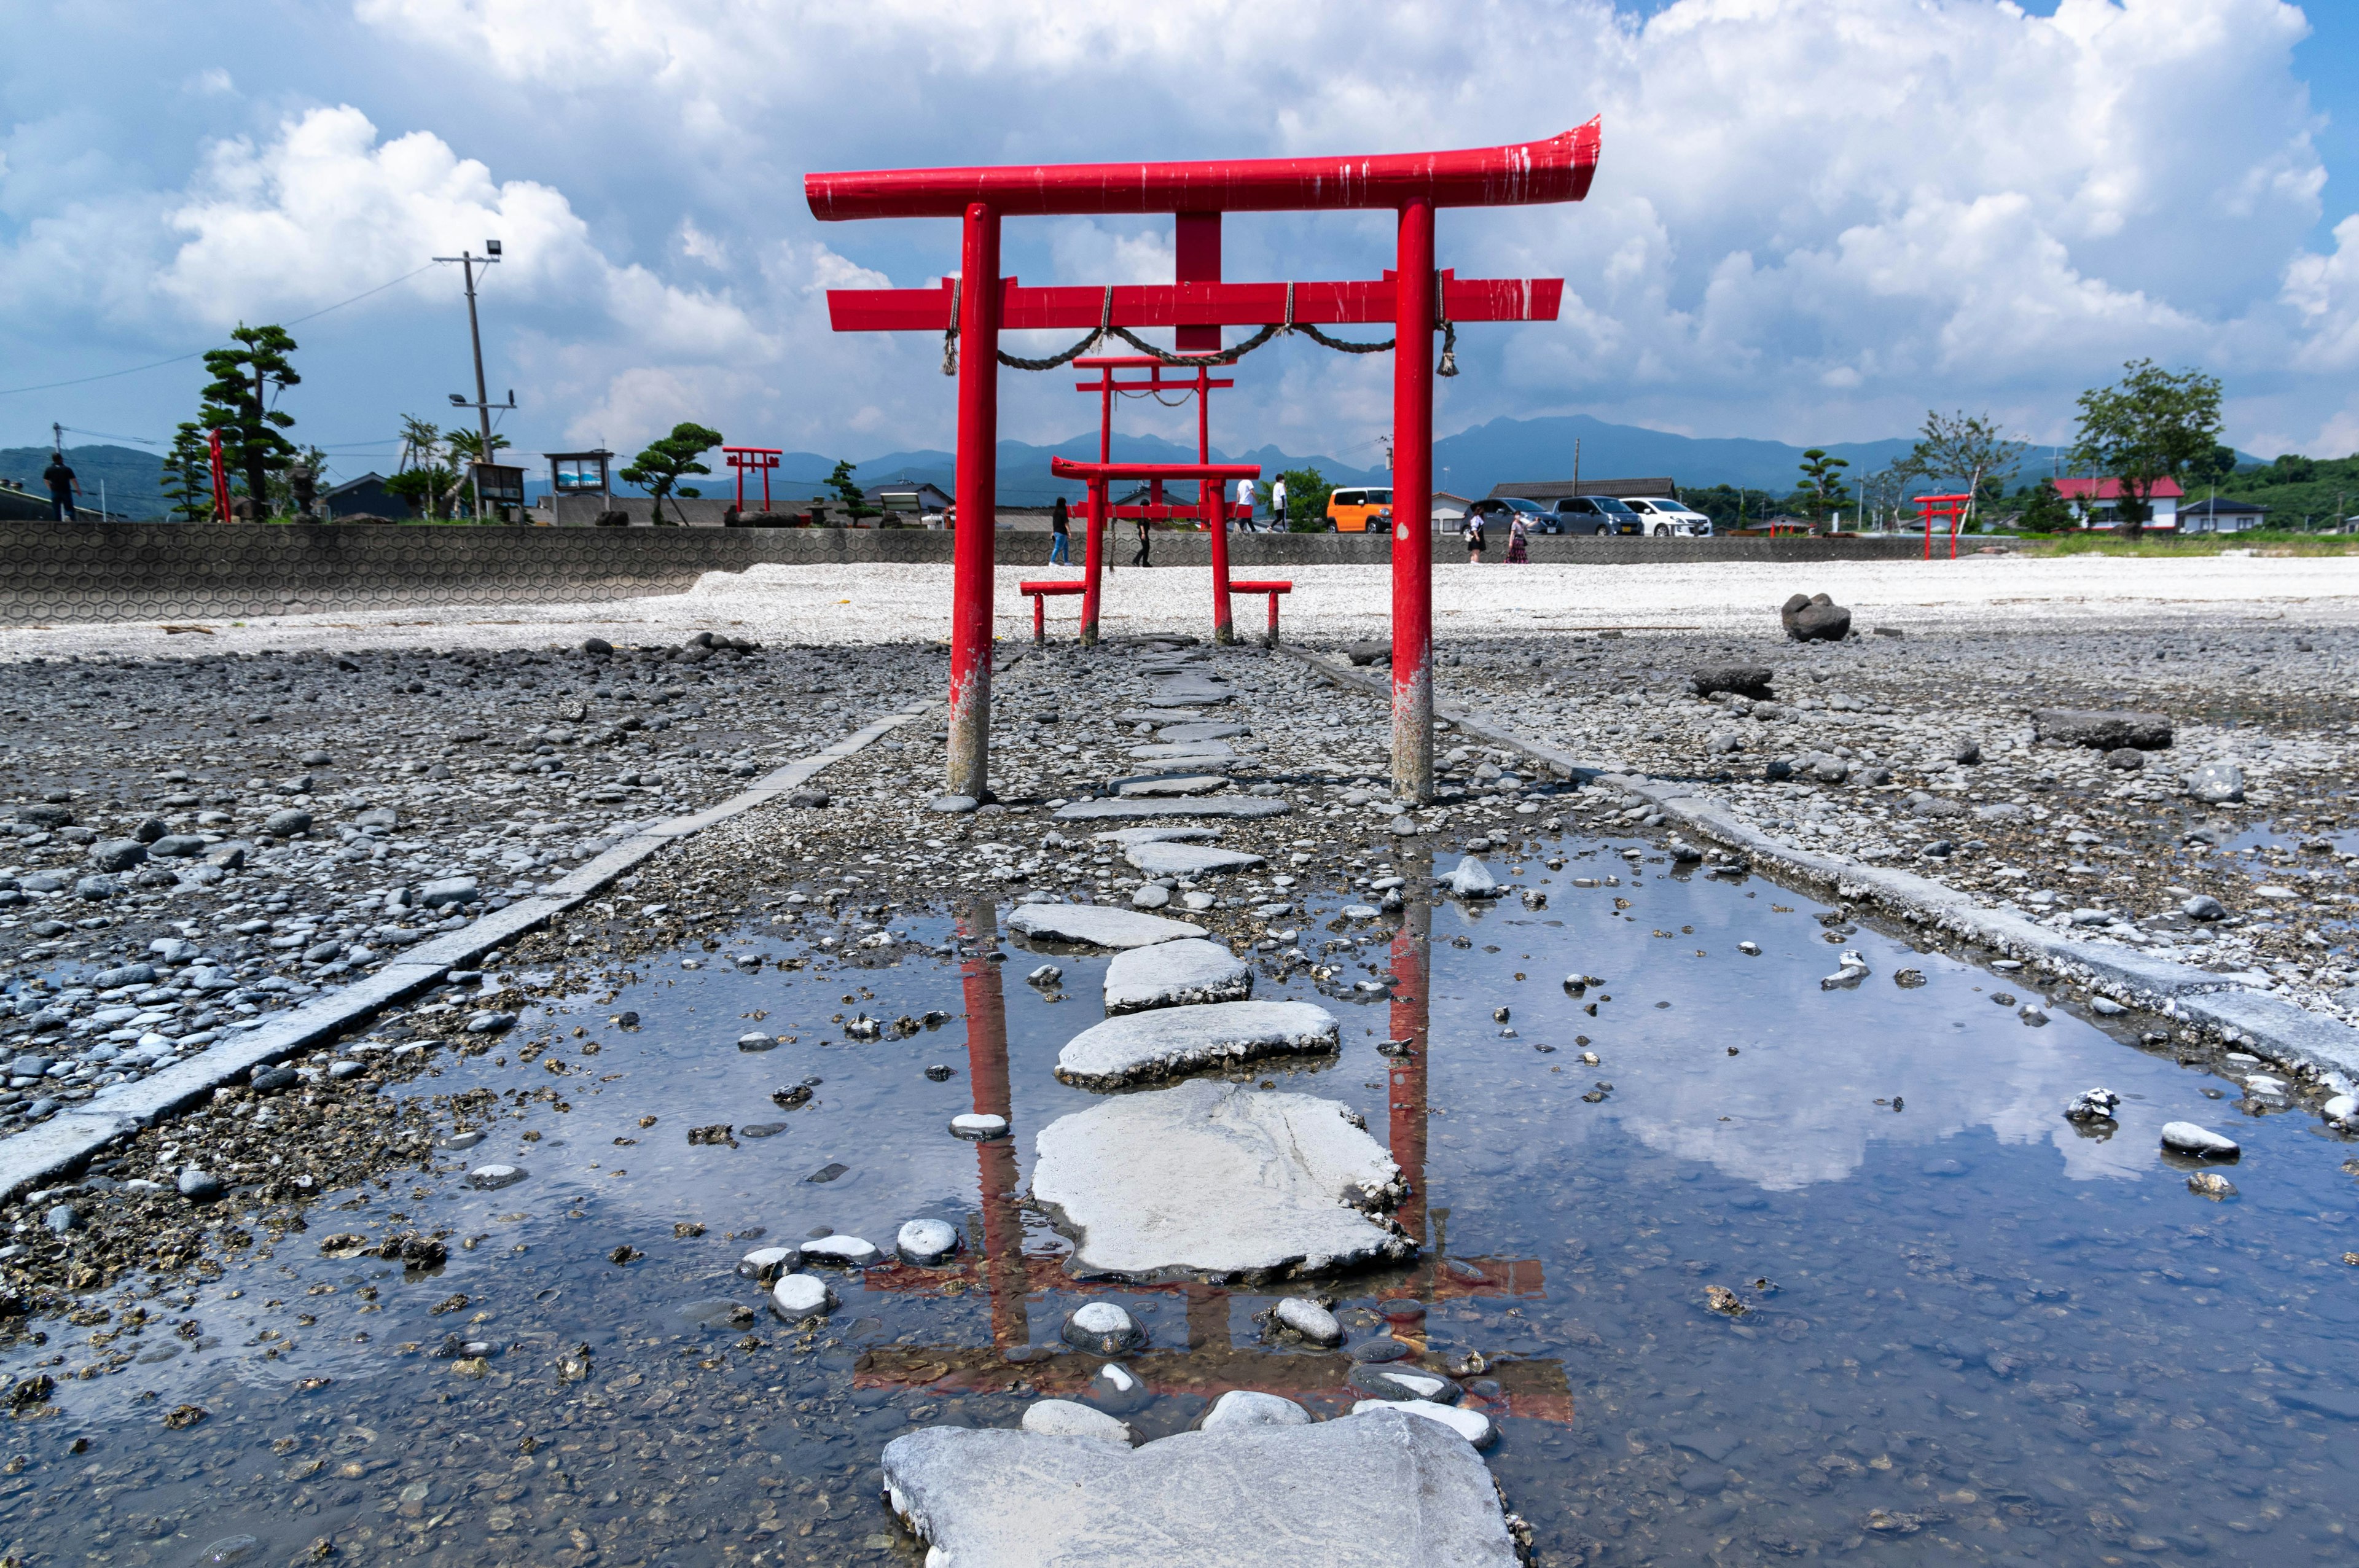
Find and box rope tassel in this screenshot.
[941,279,961,375]
[1438,318,1459,378]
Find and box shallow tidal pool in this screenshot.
[3,830,2355,1567]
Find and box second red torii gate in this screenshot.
[1050,455,1259,645]
[806,122,1599,805]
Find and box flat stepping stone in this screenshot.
[1057,1000,1340,1088]
[1157,722,1250,743]
[1114,773,1232,798]
[797,1235,879,1267]
[1104,938,1252,1014]
[880,1406,1517,1566]
[1006,904,1207,949]
[1091,827,1222,846]
[1124,841,1266,877]
[1057,798,1291,822]
[897,1219,961,1265]
[1146,692,1233,708]
[1031,1078,1413,1282]
[1129,741,1238,762]
[952,1112,1011,1141]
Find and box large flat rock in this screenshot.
[1091,827,1223,846]
[1114,773,1232,797]
[1154,722,1250,743]
[1006,905,1207,949]
[1057,999,1341,1088]
[1104,938,1252,1013]
[1147,690,1234,708]
[1057,797,1291,822]
[881,1409,1517,1567]
[1129,741,1238,762]
[1124,841,1266,877]
[1031,1078,1412,1282]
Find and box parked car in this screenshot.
[1465,496,1550,534]
[1622,497,1712,536]
[1324,487,1394,532]
[1547,495,1645,535]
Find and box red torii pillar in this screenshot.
[806,124,1598,804]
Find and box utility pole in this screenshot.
[434,241,512,521]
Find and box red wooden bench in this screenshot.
[1019,579,1086,644]
[1227,579,1293,647]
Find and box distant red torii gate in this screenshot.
[805,123,1599,804]
[1049,455,1259,645]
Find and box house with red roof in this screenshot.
[2053,476,2182,531]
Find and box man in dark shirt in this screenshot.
[41,454,78,521]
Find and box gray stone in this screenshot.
[72,875,121,901]
[1114,773,1232,798]
[951,1112,1011,1141]
[2184,762,2247,803]
[1200,1390,1312,1430]
[87,838,147,872]
[466,1163,528,1189]
[147,834,207,858]
[93,962,156,989]
[1347,1365,1460,1404]
[263,808,314,837]
[1689,665,1773,699]
[1131,883,1172,910]
[1444,857,1499,899]
[1055,797,1290,823]
[1062,1300,1144,1355]
[737,1246,796,1284]
[770,1274,837,1318]
[1155,722,1250,743]
[2161,1121,2240,1160]
[1031,1078,1413,1282]
[798,1235,879,1268]
[1103,938,1252,1014]
[896,1219,961,1266]
[44,1203,79,1235]
[1124,841,1266,878]
[419,876,479,909]
[1090,827,1223,846]
[178,1168,226,1200]
[2063,1087,2121,1122]
[1780,592,1852,642]
[2182,894,2228,921]
[354,806,399,829]
[2033,709,2173,751]
[1273,1297,1344,1346]
[785,786,831,808]
[1005,904,1206,949]
[880,1408,1517,1567]
[929,795,980,814]
[1350,1400,1496,1449]
[1129,741,1237,762]
[1057,1000,1340,1088]
[1019,1399,1135,1445]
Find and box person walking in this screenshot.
[42,452,79,521]
[1269,475,1288,532]
[1461,508,1486,564]
[1132,515,1152,568]
[1049,496,1070,565]
[1234,475,1256,533]
[1506,508,1531,563]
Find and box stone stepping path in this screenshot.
[1030,1078,1412,1282]
[1004,905,1205,948]
[1103,938,1252,1013]
[1055,999,1340,1088]
[1055,797,1290,822]
[880,1408,1519,1566]
[1122,841,1264,877]
[1112,772,1231,797]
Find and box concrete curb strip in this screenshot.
[1280,645,2359,1091]
[0,698,936,1202]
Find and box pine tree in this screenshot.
[197,324,300,517]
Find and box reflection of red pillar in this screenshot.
[1387,846,1433,1256]
[948,201,1001,801]
[958,899,1027,1353]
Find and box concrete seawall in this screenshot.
[0,522,1941,624]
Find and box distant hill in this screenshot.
[1431,414,1920,497]
[0,444,168,518]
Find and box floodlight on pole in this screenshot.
[432,240,515,521]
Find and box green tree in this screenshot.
[197,324,300,517]
[265,444,329,518]
[1795,450,1851,526]
[621,423,723,525]
[1275,466,1332,530]
[2016,477,2072,534]
[446,429,515,521]
[160,422,216,522]
[386,415,458,520]
[2186,441,2240,491]
[1901,410,2027,531]
[2069,358,2224,537]
[825,459,874,519]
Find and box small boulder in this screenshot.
[2032,709,2172,751]
[262,808,314,838]
[1273,1297,1344,1346]
[87,839,147,873]
[2159,1121,2239,1160]
[1062,1301,1144,1356]
[1200,1390,1313,1431]
[2183,762,2246,804]
[1020,1399,1134,1446]
[2062,1087,2120,1123]
[2181,894,2228,921]
[1689,665,1773,700]
[1780,593,1852,642]
[1444,857,1499,899]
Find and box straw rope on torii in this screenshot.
[807,121,1601,806]
[949,281,1453,375]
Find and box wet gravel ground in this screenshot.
[1364,614,2359,1028]
[2,615,2357,1566]
[0,637,942,1139]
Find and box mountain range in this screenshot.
[8,416,1942,518]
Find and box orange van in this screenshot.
[1324,486,1393,532]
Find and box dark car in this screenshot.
[1467,496,1552,533]
[1549,496,1645,536]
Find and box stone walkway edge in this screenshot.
[0,698,937,1203]
[1281,647,2359,1091]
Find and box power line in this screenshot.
[0,262,439,399]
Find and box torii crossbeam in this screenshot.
[806,123,1599,804]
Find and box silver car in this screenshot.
[1624,497,1713,537]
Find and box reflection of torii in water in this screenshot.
[853,852,1570,1427]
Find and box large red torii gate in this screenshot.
[805,123,1599,804]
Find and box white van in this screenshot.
[1624,497,1713,537]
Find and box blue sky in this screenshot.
[2,0,2356,484]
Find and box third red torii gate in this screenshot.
[806,122,1599,805]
